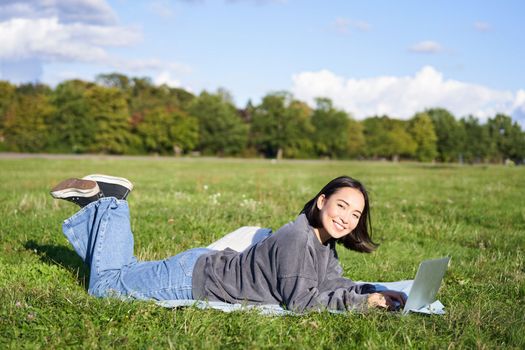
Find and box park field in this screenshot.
[0,156,524,349]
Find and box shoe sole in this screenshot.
[50,178,100,198]
[82,174,134,191]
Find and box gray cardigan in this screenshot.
[192,214,375,312]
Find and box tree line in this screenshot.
[0,73,524,163]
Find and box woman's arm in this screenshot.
[277,275,371,313]
[322,245,376,294]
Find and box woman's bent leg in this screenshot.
[62,197,136,295]
[62,197,211,300]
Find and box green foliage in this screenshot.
[408,112,438,162]
[363,116,416,160]
[486,114,525,163]
[427,108,465,162]
[135,107,173,153]
[170,110,199,153]
[170,87,196,111]
[47,80,97,153]
[347,118,366,158]
[3,84,54,152]
[129,77,177,115]
[0,158,524,348]
[363,116,390,158]
[1,73,524,163]
[84,86,140,154]
[135,107,198,154]
[0,81,16,132]
[388,119,417,160]
[460,115,492,163]
[311,98,350,158]
[251,92,314,158]
[96,72,131,91]
[190,91,248,156]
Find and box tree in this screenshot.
[84,86,140,154]
[284,99,315,158]
[135,107,172,153]
[0,81,16,148]
[96,72,131,91]
[189,91,248,156]
[362,116,416,160]
[347,119,365,158]
[427,108,465,162]
[3,83,54,152]
[129,77,167,114]
[311,98,350,158]
[408,112,438,162]
[460,115,491,163]
[362,116,391,158]
[47,80,96,153]
[251,92,314,158]
[169,87,195,111]
[486,114,525,163]
[135,107,198,154]
[97,73,196,115]
[170,110,199,154]
[387,119,417,161]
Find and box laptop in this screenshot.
[399,257,450,315]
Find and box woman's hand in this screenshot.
[367,291,407,311]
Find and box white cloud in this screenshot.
[409,40,443,54]
[0,1,191,82]
[333,17,350,34]
[0,17,139,62]
[116,59,191,73]
[291,66,525,124]
[155,71,182,87]
[332,17,371,34]
[352,20,371,31]
[0,0,117,25]
[474,21,491,32]
[154,71,195,92]
[148,0,176,18]
[226,0,288,4]
[512,90,525,123]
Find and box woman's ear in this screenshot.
[316,194,326,211]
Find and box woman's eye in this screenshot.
[353,214,360,219]
[338,204,344,209]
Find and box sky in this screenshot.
[1,0,524,125]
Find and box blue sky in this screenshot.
[1,0,524,124]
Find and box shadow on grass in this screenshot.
[24,240,90,289]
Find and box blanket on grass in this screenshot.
[157,227,445,316]
[157,280,445,316]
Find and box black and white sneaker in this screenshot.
[50,178,103,207]
[82,174,133,200]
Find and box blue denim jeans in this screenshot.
[62,197,211,300]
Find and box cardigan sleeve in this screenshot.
[320,244,376,294]
[274,238,372,313]
[277,275,370,312]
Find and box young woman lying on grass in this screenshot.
[50,175,406,313]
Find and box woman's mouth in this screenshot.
[333,220,345,231]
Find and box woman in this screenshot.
[51,175,405,313]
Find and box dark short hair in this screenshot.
[300,176,377,253]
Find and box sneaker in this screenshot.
[82,174,133,200]
[50,178,102,207]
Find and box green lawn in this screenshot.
[0,157,524,349]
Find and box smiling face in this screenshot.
[314,187,365,244]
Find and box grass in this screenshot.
[0,156,524,349]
